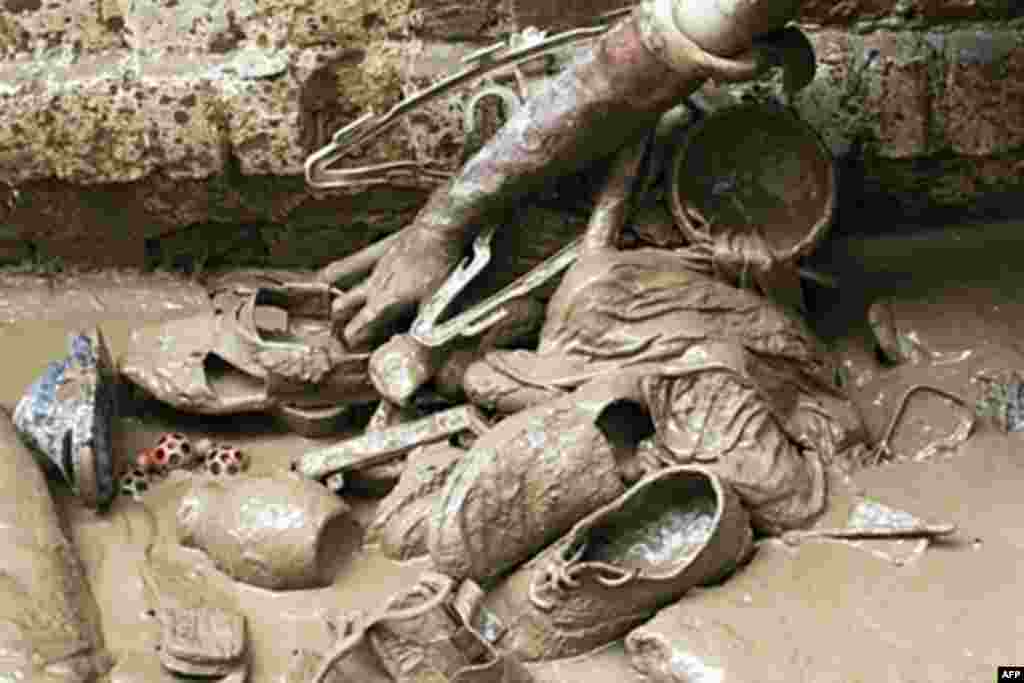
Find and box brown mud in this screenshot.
[1,219,1024,681]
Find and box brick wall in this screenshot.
[0,0,1021,266]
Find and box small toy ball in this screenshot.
[136,448,157,471]
[119,468,156,501]
[203,444,249,477]
[194,438,215,459]
[135,448,170,479]
[150,433,196,471]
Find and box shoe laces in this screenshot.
[528,541,639,612]
[312,574,457,683]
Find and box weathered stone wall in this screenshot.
[0,0,1020,266]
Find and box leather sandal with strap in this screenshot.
[118,282,377,436]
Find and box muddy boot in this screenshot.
[366,442,466,561]
[475,466,753,662]
[13,327,118,509]
[427,385,641,583]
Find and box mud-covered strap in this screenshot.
[73,441,100,509]
[225,282,368,393]
[312,573,460,683]
[451,578,486,625]
[485,341,760,398]
[699,225,807,311]
[310,613,373,683]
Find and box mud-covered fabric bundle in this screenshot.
[465,247,865,534]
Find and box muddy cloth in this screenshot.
[465,248,863,533]
[0,412,110,682]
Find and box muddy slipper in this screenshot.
[118,282,377,434]
[311,572,531,683]
[14,327,118,509]
[474,465,753,662]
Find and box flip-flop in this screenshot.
[118,281,377,434]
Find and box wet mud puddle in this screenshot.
[0,271,427,682]
[3,217,1024,682]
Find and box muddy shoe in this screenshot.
[303,612,394,683]
[13,327,118,509]
[476,465,753,661]
[310,572,531,683]
[366,442,466,561]
[368,573,532,683]
[158,606,246,677]
[118,281,376,435]
[428,389,633,583]
[282,647,376,683]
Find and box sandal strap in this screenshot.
[221,283,367,390]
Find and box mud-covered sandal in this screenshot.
[474,465,754,662]
[158,606,247,678]
[118,282,376,434]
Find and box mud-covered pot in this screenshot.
[177,475,350,590]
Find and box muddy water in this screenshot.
[3,218,1024,682]
[810,219,1024,456]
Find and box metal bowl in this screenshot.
[669,103,836,264]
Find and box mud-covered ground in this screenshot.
[2,219,1023,682]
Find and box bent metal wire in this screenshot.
[303,7,635,189]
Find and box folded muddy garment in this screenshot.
[462,248,866,534]
[0,411,110,682]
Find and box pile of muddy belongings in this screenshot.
[3,1,958,680]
